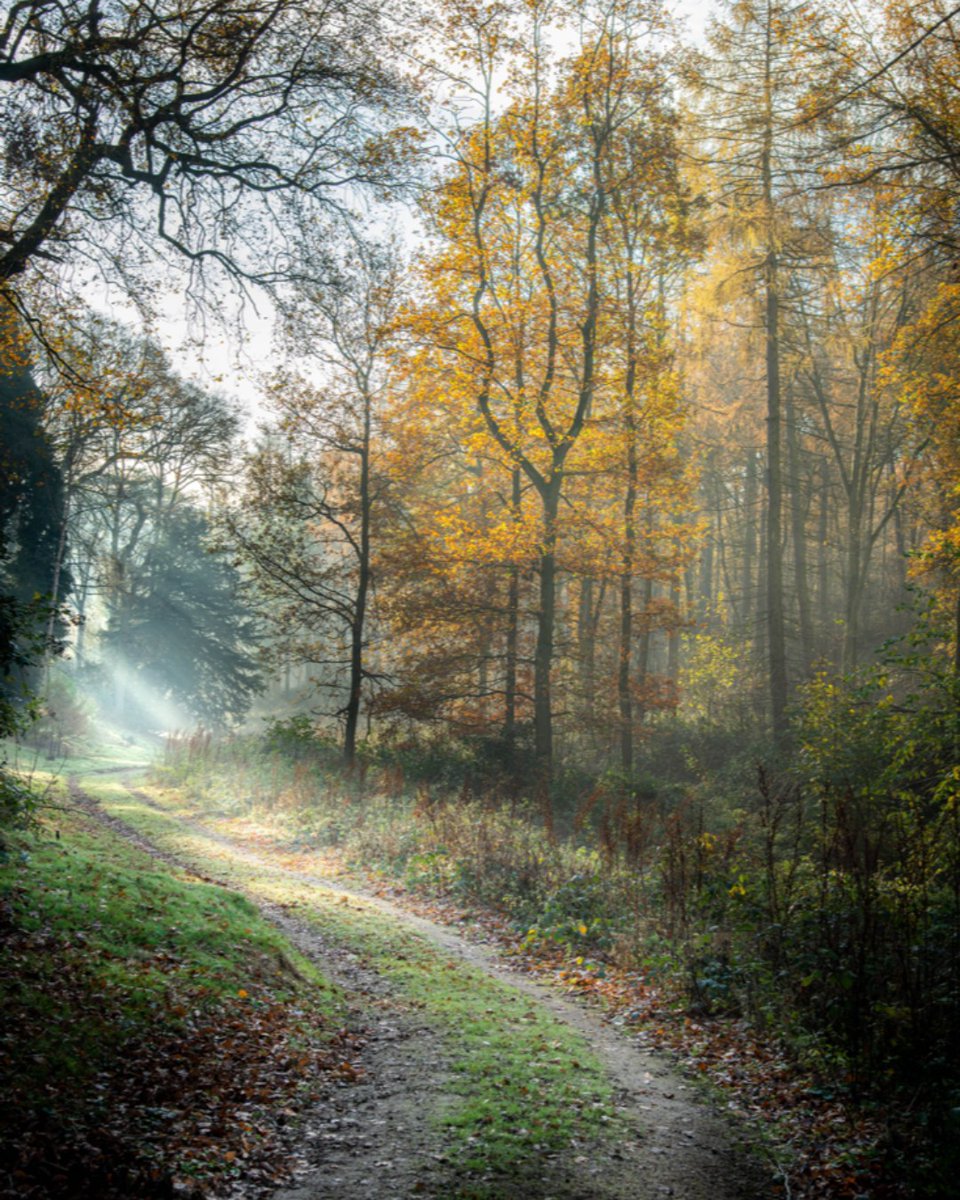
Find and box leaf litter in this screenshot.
[0,795,362,1200]
[164,796,908,1200]
[75,775,777,1199]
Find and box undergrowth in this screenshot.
[155,708,960,1197]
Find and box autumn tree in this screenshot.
[20,318,255,725]
[691,0,848,735]
[375,354,542,756]
[788,193,921,669]
[45,327,233,651]
[226,242,399,766]
[600,82,694,771]
[0,0,411,735]
[871,208,960,663]
[408,0,692,792]
[0,0,408,311]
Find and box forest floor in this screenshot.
[22,759,780,1200]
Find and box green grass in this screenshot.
[92,775,621,1193]
[1,793,341,1083]
[0,773,346,1195]
[14,820,323,998]
[278,889,613,1176]
[2,731,154,780]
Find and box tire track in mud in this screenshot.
[71,774,777,1200]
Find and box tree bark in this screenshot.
[619,569,634,774]
[743,447,757,635]
[534,484,561,779]
[761,29,788,740]
[343,389,372,768]
[786,383,814,670]
[635,574,654,726]
[578,576,597,715]
[818,457,831,649]
[668,577,681,683]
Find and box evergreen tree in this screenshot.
[0,326,69,736]
[103,505,262,728]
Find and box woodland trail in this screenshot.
[72,770,776,1200]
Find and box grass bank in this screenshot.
[0,768,347,1199]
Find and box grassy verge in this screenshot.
[2,729,156,778]
[93,775,619,1197]
[0,772,347,1199]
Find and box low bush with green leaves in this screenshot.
[0,764,40,832]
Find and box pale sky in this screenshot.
[111,0,713,437]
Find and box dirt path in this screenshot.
[72,775,777,1200]
[265,870,772,1200]
[249,911,456,1200]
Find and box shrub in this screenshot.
[261,715,340,767]
[0,766,40,833]
[21,669,95,758]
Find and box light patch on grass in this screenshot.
[2,734,154,781]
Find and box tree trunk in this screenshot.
[841,505,864,672]
[743,447,757,635]
[578,577,596,713]
[619,384,639,774]
[762,111,788,739]
[72,559,92,670]
[504,567,520,744]
[757,500,768,663]
[343,396,372,769]
[533,485,560,781]
[818,457,830,651]
[699,530,714,622]
[786,384,814,670]
[668,577,681,683]
[503,467,522,751]
[954,585,960,678]
[635,575,654,725]
[619,571,634,774]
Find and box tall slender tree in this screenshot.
[227,244,399,766]
[694,0,838,735]
[410,0,690,794]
